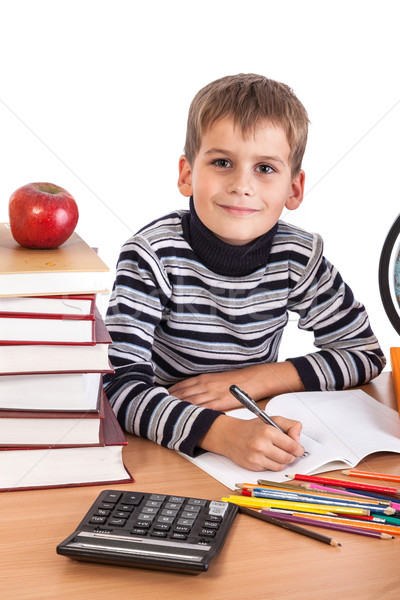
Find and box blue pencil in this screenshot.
[248,488,394,515]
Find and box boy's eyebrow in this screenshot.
[204,148,288,166]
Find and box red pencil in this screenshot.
[285,474,400,497]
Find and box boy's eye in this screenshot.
[212,159,232,168]
[256,164,274,174]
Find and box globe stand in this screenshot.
[378,213,400,415]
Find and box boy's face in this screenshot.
[178,118,305,245]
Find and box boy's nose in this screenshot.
[226,170,255,196]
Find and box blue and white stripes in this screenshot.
[103,211,385,456]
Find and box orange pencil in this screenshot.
[342,469,400,483]
[263,509,400,536]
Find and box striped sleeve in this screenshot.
[102,234,222,457]
[286,232,386,390]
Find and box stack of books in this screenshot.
[0,223,133,491]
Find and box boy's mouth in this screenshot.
[219,204,259,217]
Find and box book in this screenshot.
[0,397,133,491]
[0,223,110,297]
[0,387,106,446]
[0,294,96,316]
[0,307,112,374]
[0,311,95,344]
[390,347,400,416]
[181,389,400,490]
[0,372,103,412]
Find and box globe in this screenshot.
[379,214,400,335]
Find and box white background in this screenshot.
[0,0,399,368]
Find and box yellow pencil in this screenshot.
[221,496,370,515]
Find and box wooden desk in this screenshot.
[1,372,400,600]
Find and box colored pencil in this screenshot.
[285,474,400,496]
[342,469,400,483]
[244,488,394,515]
[260,510,394,539]
[300,483,393,506]
[261,509,400,536]
[221,495,370,515]
[238,506,341,546]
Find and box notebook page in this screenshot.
[265,390,360,462]
[274,389,400,461]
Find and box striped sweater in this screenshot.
[103,208,385,456]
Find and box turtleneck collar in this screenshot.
[181,197,278,277]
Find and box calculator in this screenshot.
[57,489,238,574]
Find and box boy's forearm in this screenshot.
[234,361,305,401]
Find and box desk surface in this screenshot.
[1,372,399,600]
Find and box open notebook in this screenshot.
[180,389,400,490]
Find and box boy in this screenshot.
[104,73,385,472]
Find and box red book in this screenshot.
[0,386,106,446]
[0,307,113,374]
[0,397,133,492]
[0,294,96,316]
[0,310,96,345]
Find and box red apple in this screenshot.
[9,182,79,249]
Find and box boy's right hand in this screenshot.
[198,414,304,471]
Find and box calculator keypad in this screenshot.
[57,489,238,574]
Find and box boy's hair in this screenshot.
[184,73,309,175]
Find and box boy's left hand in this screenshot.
[168,362,305,410]
[169,371,243,411]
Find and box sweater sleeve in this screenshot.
[286,233,386,390]
[102,237,222,457]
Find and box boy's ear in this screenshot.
[285,170,305,211]
[177,155,193,197]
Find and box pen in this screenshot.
[229,384,285,432]
[229,384,308,456]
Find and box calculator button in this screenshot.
[95,508,111,517]
[208,501,228,516]
[203,521,219,529]
[121,492,144,505]
[157,515,175,524]
[206,515,222,523]
[171,532,187,540]
[187,498,207,507]
[153,522,171,531]
[177,518,195,527]
[109,518,126,527]
[161,509,178,517]
[165,502,181,510]
[145,500,162,508]
[137,513,155,522]
[181,511,198,520]
[134,521,151,529]
[114,511,130,519]
[174,525,191,534]
[168,496,185,503]
[183,504,200,513]
[131,528,148,536]
[151,530,168,538]
[89,515,106,524]
[149,494,166,502]
[200,528,216,537]
[141,506,159,515]
[99,502,116,510]
[117,504,134,512]
[102,492,122,503]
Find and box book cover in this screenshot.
[0,372,103,412]
[0,307,113,374]
[0,223,110,296]
[0,398,133,491]
[0,386,106,446]
[0,294,96,316]
[0,311,95,345]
